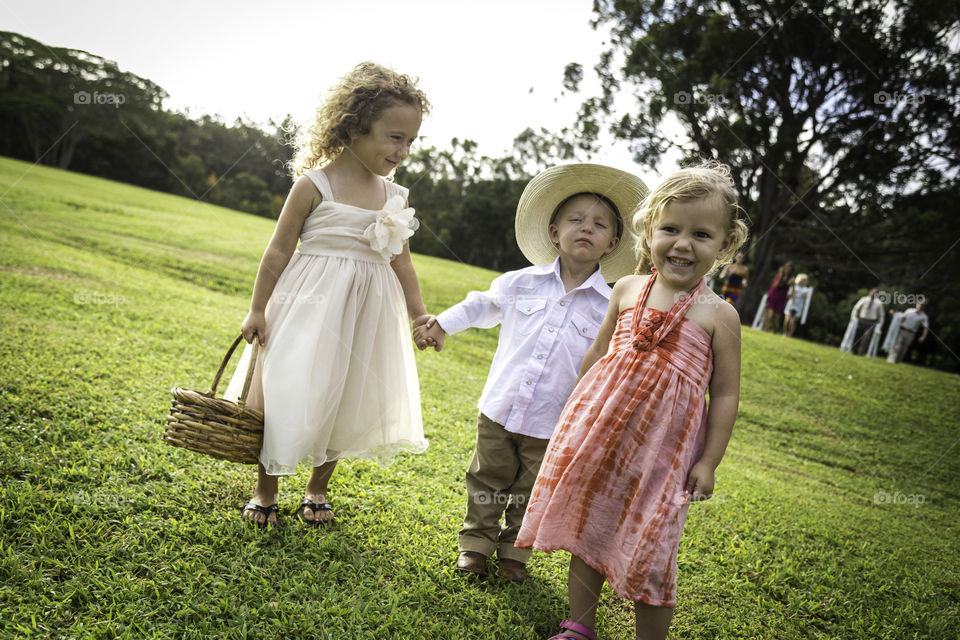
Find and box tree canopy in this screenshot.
[0,31,293,218]
[2,24,957,369]
[565,0,959,368]
[571,2,957,294]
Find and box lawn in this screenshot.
[0,155,957,639]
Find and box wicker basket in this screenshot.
[163,335,264,464]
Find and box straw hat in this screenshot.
[515,163,649,281]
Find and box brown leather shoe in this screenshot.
[455,551,488,577]
[495,558,527,583]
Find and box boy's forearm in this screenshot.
[698,394,738,469]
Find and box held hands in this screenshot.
[684,459,716,502]
[412,314,445,352]
[241,310,267,346]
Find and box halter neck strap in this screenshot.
[630,270,659,327]
[631,269,706,348]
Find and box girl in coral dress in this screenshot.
[223,62,435,528]
[516,162,749,640]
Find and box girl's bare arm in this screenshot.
[241,176,317,344]
[685,301,742,498]
[390,242,428,322]
[575,277,632,382]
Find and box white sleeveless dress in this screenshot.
[223,169,428,475]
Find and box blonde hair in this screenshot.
[632,160,749,275]
[795,273,809,286]
[288,62,430,178]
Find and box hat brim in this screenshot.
[514,164,649,282]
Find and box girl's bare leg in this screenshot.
[243,462,279,525]
[783,315,796,337]
[767,310,782,333]
[303,459,338,523]
[634,601,674,640]
[564,555,605,639]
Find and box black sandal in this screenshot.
[295,498,334,526]
[241,502,280,529]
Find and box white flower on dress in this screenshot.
[363,194,420,260]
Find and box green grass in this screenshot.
[0,155,957,639]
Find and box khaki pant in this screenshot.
[887,328,916,363]
[458,413,549,563]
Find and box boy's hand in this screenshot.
[423,322,445,352]
[684,460,716,502]
[412,314,438,351]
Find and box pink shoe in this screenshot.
[548,619,597,640]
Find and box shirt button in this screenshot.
[526,380,532,385]
[537,354,543,359]
[559,301,566,306]
[548,327,555,333]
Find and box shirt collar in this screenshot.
[529,258,612,299]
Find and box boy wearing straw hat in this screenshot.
[415,164,647,583]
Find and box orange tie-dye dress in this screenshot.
[515,271,712,607]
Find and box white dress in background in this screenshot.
[223,169,427,475]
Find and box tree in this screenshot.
[398,127,590,272]
[0,32,295,218]
[571,0,960,324]
[0,31,167,169]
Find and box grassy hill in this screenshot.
[0,155,957,639]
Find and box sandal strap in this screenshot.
[559,619,597,640]
[300,499,333,511]
[242,502,278,516]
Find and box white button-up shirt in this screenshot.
[900,308,929,333]
[852,296,885,322]
[436,258,611,439]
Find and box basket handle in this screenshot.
[207,334,260,409]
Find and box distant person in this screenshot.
[222,62,435,528]
[886,297,929,364]
[516,162,748,640]
[849,288,885,355]
[719,251,750,304]
[415,164,647,583]
[782,273,813,338]
[763,261,795,332]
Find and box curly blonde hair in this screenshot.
[288,62,430,178]
[632,160,749,275]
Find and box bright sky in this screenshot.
[3,0,665,186]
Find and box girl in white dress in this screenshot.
[224,62,434,527]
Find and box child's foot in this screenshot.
[241,499,279,528]
[296,494,334,525]
[495,557,527,583]
[548,620,596,640]
[455,551,488,577]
